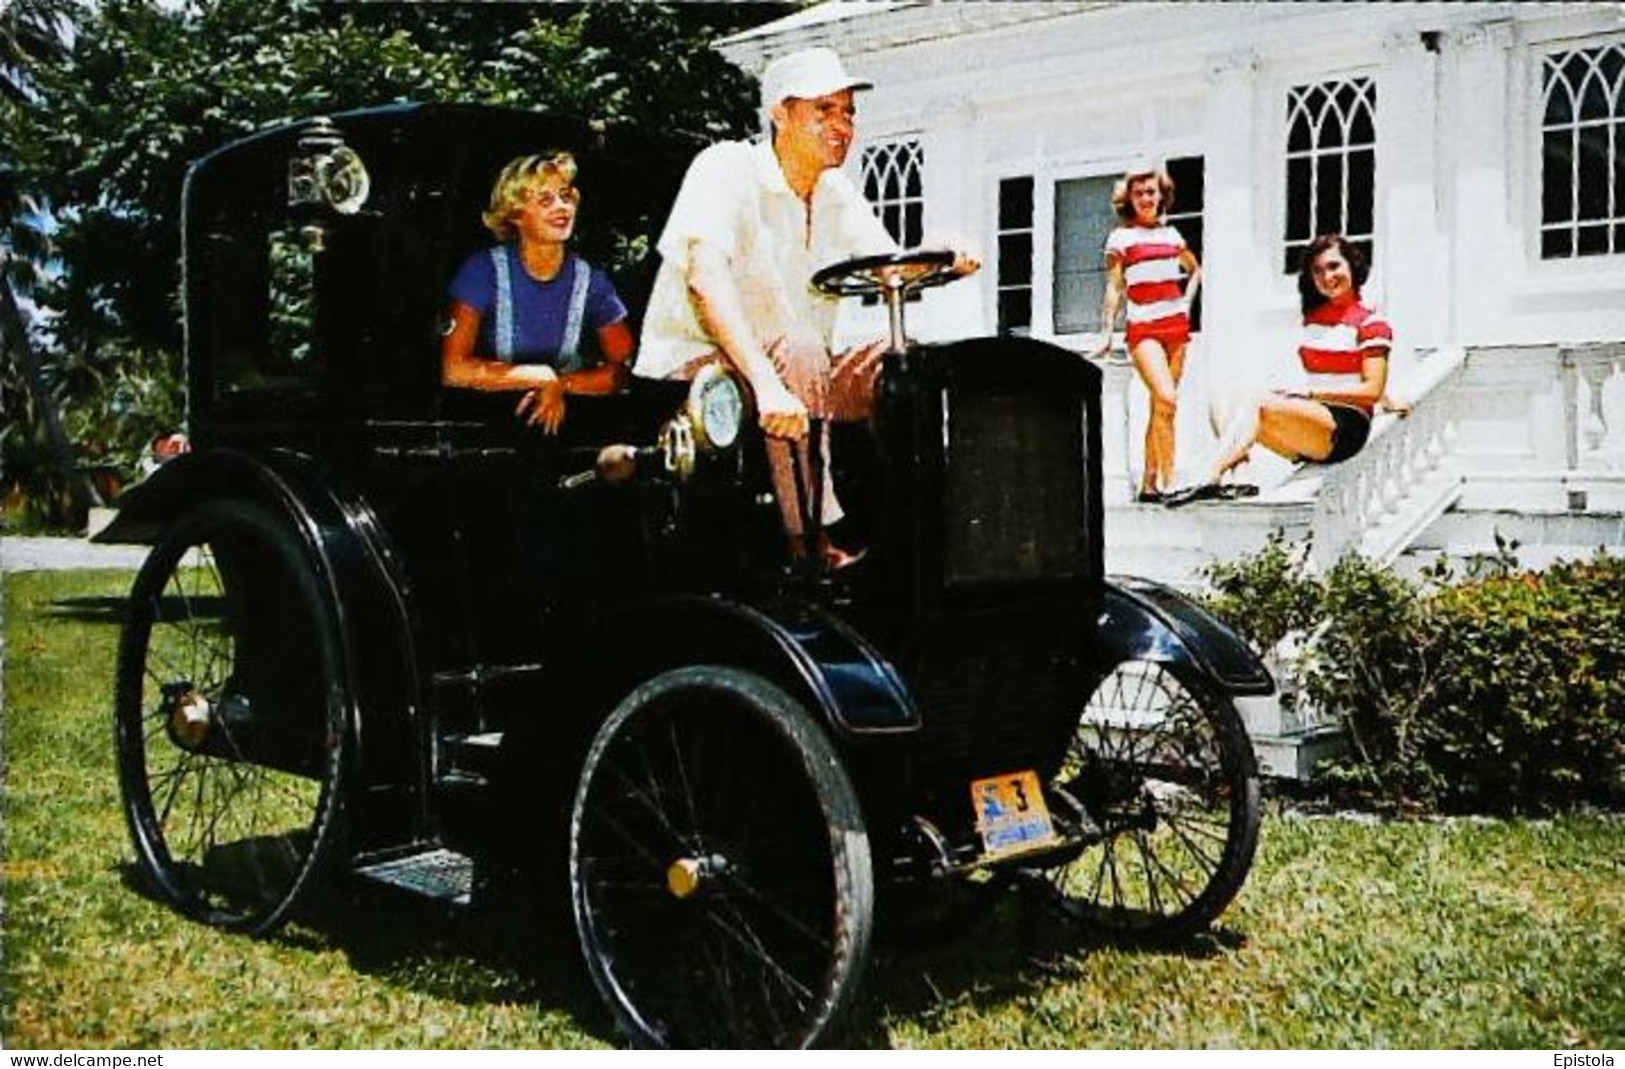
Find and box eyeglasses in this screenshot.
[527,186,580,210]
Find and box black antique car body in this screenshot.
[97,104,1274,1048]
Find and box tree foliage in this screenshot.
[1,0,788,525]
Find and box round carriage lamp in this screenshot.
[288,116,371,216]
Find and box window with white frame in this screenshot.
[861,138,924,247]
[1164,157,1205,330]
[1052,156,1205,336]
[1284,77,1375,273]
[1053,174,1118,336]
[1540,42,1625,259]
[996,176,1033,335]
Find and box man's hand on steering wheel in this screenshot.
[812,248,962,299]
[753,372,809,440]
[877,246,979,285]
[937,237,981,278]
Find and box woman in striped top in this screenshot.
[1167,234,1407,507]
[1091,167,1203,503]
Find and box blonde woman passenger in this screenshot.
[442,152,635,433]
[1089,166,1202,503]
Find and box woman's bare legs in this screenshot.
[1209,390,1338,482]
[1131,338,1182,495]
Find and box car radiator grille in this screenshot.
[943,389,1089,585]
[911,641,1088,800]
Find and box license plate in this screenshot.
[971,770,1059,859]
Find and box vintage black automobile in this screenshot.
[97,104,1274,1048]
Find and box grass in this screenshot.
[3,568,1623,1049]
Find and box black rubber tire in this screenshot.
[114,499,347,936]
[1033,659,1260,940]
[570,665,874,1049]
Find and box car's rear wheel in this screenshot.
[570,666,873,1048]
[1032,659,1260,939]
[114,499,347,935]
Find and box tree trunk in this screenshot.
[0,273,98,518]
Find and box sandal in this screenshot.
[1162,483,1224,508]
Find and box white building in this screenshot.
[718,1,1625,586]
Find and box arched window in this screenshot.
[1541,42,1625,259]
[1283,77,1376,273]
[861,138,924,247]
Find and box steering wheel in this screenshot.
[813,249,961,354]
[811,249,958,299]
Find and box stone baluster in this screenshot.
[1579,355,1618,469]
[1310,352,1469,567]
[1558,344,1625,473]
[1377,437,1404,519]
[1601,358,1625,469]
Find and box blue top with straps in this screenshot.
[447,245,628,372]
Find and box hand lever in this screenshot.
[558,444,650,491]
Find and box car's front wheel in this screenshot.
[1031,659,1261,940]
[570,665,873,1048]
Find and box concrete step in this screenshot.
[1236,690,1346,780]
[1455,470,1625,512]
[1351,469,1464,565]
[1397,505,1625,577]
[1104,497,1312,587]
[1253,726,1347,781]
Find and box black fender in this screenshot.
[1098,576,1275,697]
[98,449,426,838]
[588,594,921,741]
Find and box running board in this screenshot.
[352,848,475,906]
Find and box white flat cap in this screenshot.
[760,47,873,111]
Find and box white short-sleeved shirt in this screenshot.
[636,139,898,380]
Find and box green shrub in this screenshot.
[1201,540,1625,814]
[1299,555,1444,808]
[1200,530,1320,652]
[1422,554,1625,812]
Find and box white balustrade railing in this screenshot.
[1563,342,1625,473]
[1308,347,1468,567]
[1101,340,1625,580]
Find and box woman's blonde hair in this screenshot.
[482,151,579,241]
[1110,167,1176,222]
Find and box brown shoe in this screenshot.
[824,544,868,570]
[790,534,869,572]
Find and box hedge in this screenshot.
[1202,536,1625,815]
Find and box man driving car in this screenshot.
[636,46,977,568]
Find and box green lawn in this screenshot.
[3,569,1622,1049]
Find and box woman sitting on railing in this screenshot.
[1165,234,1408,507]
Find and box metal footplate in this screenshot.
[353,848,475,905]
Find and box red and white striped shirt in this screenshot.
[1299,296,1392,413]
[1105,223,1190,329]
